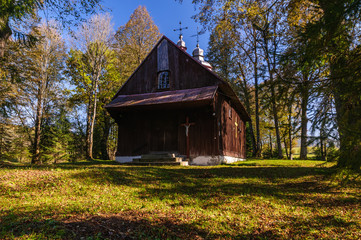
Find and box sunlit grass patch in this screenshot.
[0,159,360,239]
[233,159,336,167]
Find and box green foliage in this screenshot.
[40,109,72,163]
[67,13,116,160]
[334,51,361,169]
[0,22,68,164]
[261,147,280,159]
[245,122,254,158]
[206,22,236,81]
[115,5,161,80]
[0,122,31,162]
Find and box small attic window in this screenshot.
[158,71,170,89]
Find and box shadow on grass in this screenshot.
[1,210,359,239]
[66,166,361,209]
[67,165,331,196]
[0,211,215,239]
[59,159,121,167]
[0,159,121,170]
[69,164,335,181]
[2,160,359,208]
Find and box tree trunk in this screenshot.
[332,60,361,170]
[31,97,42,164]
[289,108,293,160]
[238,65,257,156]
[86,91,93,160]
[330,61,347,167]
[0,125,3,158]
[262,27,282,159]
[100,110,111,160]
[32,80,45,164]
[254,53,261,157]
[0,16,11,58]
[320,137,325,161]
[270,85,283,159]
[107,123,118,160]
[269,133,273,155]
[248,124,257,157]
[85,43,107,160]
[89,85,97,159]
[86,65,100,160]
[31,54,48,164]
[333,87,353,168]
[86,82,98,160]
[324,140,327,161]
[284,137,289,159]
[300,84,308,160]
[238,63,259,157]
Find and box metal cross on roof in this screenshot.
[191,26,206,47]
[173,21,188,38]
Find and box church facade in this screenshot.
[106,35,250,165]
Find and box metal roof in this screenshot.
[106,85,218,110]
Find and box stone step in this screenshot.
[142,152,177,158]
[133,157,183,163]
[149,151,177,155]
[126,161,189,166]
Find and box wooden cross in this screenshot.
[235,122,239,138]
[181,116,195,159]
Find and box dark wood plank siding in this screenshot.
[217,94,246,158]
[117,110,179,156]
[116,38,221,95]
[177,107,219,157]
[117,48,158,95]
[168,46,221,90]
[116,106,218,157]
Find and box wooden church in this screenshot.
[106,35,251,165]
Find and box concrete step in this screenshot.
[142,152,177,158]
[126,161,189,166]
[135,157,183,162]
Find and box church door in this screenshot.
[150,113,178,152]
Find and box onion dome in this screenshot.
[192,43,212,70]
[177,35,187,51]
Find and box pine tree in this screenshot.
[293,0,361,169]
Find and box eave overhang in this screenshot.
[106,85,218,112]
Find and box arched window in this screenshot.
[158,71,170,89]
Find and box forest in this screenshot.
[1,0,361,170]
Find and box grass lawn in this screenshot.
[0,159,360,239]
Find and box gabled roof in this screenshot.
[109,35,251,121]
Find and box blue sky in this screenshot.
[102,0,210,55]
